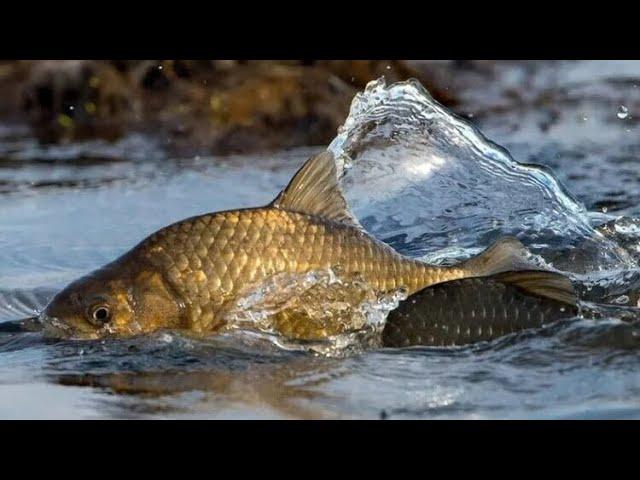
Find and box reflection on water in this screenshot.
[54,357,343,420]
[3,62,640,418]
[4,315,640,419]
[0,329,348,419]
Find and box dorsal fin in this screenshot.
[493,270,578,307]
[271,151,361,227]
[461,237,537,277]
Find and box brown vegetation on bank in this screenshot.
[0,60,504,156]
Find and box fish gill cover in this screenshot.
[329,77,636,276]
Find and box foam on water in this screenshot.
[222,268,407,356]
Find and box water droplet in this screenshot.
[617,105,629,119]
[614,295,629,305]
[159,333,173,343]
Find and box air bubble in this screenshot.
[614,295,629,305]
[617,105,629,119]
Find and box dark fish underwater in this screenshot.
[32,150,576,345]
[382,271,579,348]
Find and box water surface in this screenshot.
[3,63,640,419]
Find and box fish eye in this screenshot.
[87,304,111,326]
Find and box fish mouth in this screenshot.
[0,316,43,334]
[39,314,99,340]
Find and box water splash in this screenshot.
[329,78,634,273]
[0,288,53,323]
[617,105,629,120]
[221,268,406,355]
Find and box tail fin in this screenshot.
[493,270,577,307]
[461,237,577,306]
[461,237,537,277]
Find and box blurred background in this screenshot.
[0,60,559,156]
[3,60,639,212]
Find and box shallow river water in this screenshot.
[3,62,640,419]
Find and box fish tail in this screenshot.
[460,236,536,277]
[492,270,577,306]
[453,237,578,306]
[408,236,536,292]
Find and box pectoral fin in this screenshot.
[492,270,577,306]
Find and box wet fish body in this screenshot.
[382,272,579,348]
[144,204,475,327]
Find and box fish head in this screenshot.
[41,260,185,339]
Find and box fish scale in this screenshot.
[382,276,578,347]
[141,207,457,331]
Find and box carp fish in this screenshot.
[41,151,574,340]
[382,271,578,348]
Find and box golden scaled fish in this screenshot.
[41,151,574,339]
